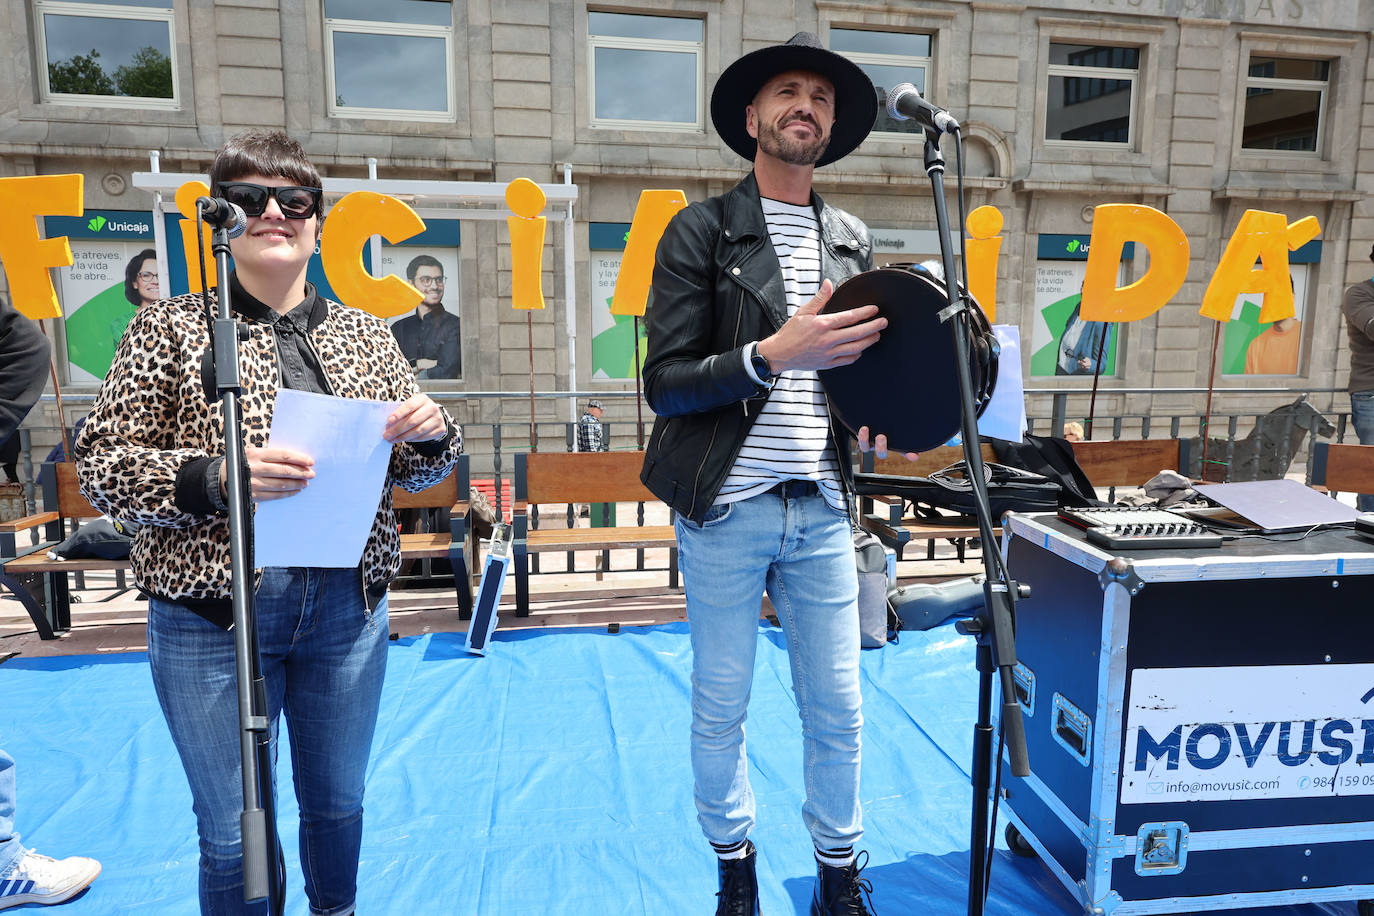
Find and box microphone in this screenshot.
[886,82,960,133]
[196,197,248,239]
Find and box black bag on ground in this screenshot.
[988,434,1103,507]
[854,461,1060,520]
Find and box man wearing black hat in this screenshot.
[640,32,890,916]
[1342,244,1374,510]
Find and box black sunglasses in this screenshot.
[218,182,323,219]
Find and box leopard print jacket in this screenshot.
[75,290,461,606]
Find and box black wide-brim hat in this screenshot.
[711,32,877,168]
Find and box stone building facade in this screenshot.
[2,0,1372,456]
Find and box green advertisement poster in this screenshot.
[1220,266,1308,376]
[589,251,647,380]
[1029,261,1119,378]
[59,241,159,384]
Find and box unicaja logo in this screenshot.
[88,216,107,232]
[1065,239,1081,253]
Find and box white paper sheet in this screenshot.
[253,389,398,568]
[946,325,1027,446]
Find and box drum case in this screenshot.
[995,513,1374,915]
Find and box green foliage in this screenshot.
[48,49,115,96]
[48,45,172,99]
[114,46,173,99]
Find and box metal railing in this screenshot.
[13,386,1361,519]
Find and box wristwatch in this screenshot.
[749,342,775,384]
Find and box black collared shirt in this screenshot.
[229,273,332,395]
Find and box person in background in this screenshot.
[0,300,102,910]
[124,249,160,308]
[1062,421,1085,442]
[1056,301,1107,376]
[390,254,462,379]
[76,129,459,915]
[577,399,607,453]
[1342,244,1374,511]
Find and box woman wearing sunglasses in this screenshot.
[76,129,460,915]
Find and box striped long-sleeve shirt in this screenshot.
[715,197,844,512]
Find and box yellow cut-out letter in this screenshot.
[506,178,547,311]
[1199,210,1319,323]
[0,174,84,319]
[964,205,1003,322]
[1081,204,1189,323]
[319,191,426,319]
[612,189,687,317]
[175,181,216,292]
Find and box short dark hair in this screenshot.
[1369,243,1374,264]
[209,129,322,214]
[124,248,157,306]
[406,254,443,281]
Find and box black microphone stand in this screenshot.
[918,129,1031,916]
[199,204,285,914]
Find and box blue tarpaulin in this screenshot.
[0,621,1360,914]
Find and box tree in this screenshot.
[48,49,115,96]
[114,45,173,99]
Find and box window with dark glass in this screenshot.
[588,12,702,129]
[829,28,932,136]
[37,0,177,106]
[325,0,453,120]
[1045,43,1139,145]
[1242,57,1328,154]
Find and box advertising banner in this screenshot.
[589,222,645,381]
[1123,663,1374,804]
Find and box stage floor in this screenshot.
[0,618,1361,915]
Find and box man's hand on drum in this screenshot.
[857,427,920,462]
[756,279,886,372]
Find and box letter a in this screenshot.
[1199,210,1320,323]
[612,189,686,317]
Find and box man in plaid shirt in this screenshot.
[577,400,606,452]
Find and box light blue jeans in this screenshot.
[1351,389,1374,512]
[147,567,388,915]
[0,748,21,877]
[676,480,864,853]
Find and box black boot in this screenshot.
[715,841,760,916]
[810,851,875,916]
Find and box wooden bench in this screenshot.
[512,450,678,617]
[1308,442,1374,499]
[858,439,1191,560]
[1,458,474,639]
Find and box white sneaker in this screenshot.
[0,850,101,909]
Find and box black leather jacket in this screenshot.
[640,172,873,523]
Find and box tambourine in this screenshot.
[817,264,999,455]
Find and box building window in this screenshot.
[325,0,453,121]
[1045,43,1139,145]
[829,28,931,137]
[36,0,177,108]
[1241,57,1328,154]
[588,12,702,130]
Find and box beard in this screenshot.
[756,116,830,166]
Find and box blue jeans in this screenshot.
[147,567,388,915]
[0,748,20,877]
[676,481,864,853]
[1351,390,1374,512]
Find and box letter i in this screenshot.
[965,205,1002,322]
